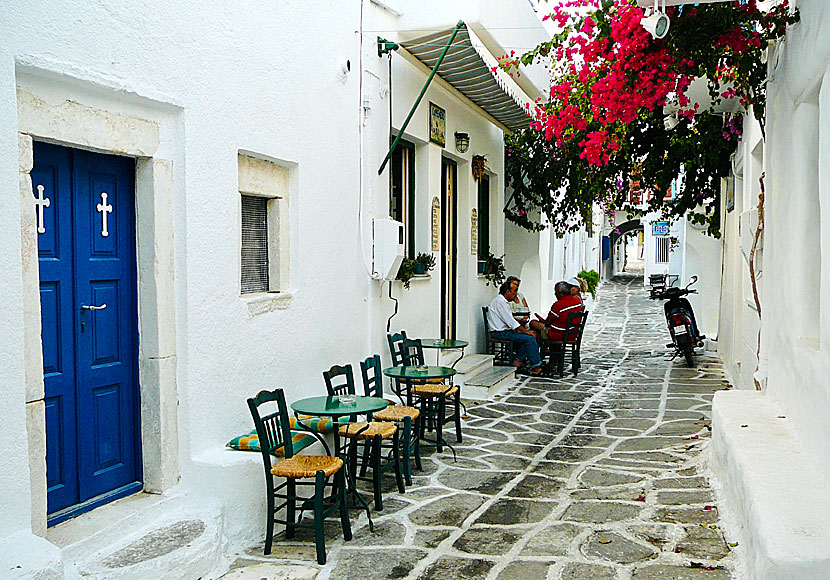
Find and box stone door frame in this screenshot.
[17,77,180,534]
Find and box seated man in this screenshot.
[530,281,583,342]
[487,280,543,375]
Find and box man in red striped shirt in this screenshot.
[531,281,583,342]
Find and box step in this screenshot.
[711,390,830,580]
[452,354,493,376]
[462,366,515,401]
[49,493,229,580]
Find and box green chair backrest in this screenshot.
[360,354,383,398]
[323,363,356,397]
[387,330,408,367]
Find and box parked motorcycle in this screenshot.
[649,275,704,366]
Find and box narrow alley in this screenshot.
[224,274,737,580]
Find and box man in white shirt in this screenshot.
[487,280,543,375]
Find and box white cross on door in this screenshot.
[97,191,113,237]
[34,184,51,234]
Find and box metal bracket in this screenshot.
[377,37,399,57]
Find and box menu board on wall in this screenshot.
[431,197,440,251]
[471,209,478,255]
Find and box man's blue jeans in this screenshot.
[492,330,542,368]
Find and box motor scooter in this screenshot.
[649,275,704,367]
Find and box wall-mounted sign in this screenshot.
[429,102,446,147]
[725,175,735,213]
[652,221,670,236]
[470,209,478,255]
[431,197,440,251]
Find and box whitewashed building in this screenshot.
[710,1,830,578]
[0,1,553,578]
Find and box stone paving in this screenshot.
[226,274,739,580]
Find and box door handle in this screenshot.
[81,304,107,311]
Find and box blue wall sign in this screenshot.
[652,222,670,236]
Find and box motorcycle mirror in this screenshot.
[687,275,698,288]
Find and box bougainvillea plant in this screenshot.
[499,0,797,237]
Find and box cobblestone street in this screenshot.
[225,274,738,580]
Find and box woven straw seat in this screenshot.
[412,384,458,398]
[271,454,343,479]
[372,405,420,422]
[338,421,397,440]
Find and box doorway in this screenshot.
[33,142,142,525]
[441,158,457,340]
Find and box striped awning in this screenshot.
[400,23,534,133]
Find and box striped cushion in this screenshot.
[290,415,351,434]
[227,429,315,457]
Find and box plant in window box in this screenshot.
[396,258,416,289]
[413,252,436,276]
[482,252,506,287]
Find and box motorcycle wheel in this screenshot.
[683,343,694,367]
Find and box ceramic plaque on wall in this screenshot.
[429,102,445,147]
[431,197,440,251]
[471,209,478,255]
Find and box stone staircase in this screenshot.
[443,353,515,400]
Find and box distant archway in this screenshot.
[610,219,644,275]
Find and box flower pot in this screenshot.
[413,262,426,275]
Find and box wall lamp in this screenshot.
[641,0,670,39]
[455,132,470,153]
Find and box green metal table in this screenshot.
[290,395,389,529]
[382,365,458,457]
[382,366,456,406]
[418,338,469,367]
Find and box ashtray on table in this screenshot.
[413,365,428,372]
[338,395,356,405]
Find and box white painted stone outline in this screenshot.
[16,77,180,537]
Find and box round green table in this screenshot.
[382,366,456,406]
[382,365,458,457]
[419,338,469,367]
[290,395,389,529]
[290,395,388,418]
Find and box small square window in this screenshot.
[241,195,269,293]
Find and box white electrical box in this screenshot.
[372,218,405,280]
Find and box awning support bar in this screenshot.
[377,20,465,175]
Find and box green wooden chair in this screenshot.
[360,354,421,486]
[247,388,350,565]
[541,310,588,377]
[323,364,405,510]
[401,338,462,454]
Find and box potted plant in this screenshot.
[578,269,600,298]
[482,251,506,287]
[413,252,436,276]
[396,258,416,289]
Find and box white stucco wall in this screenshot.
[364,0,547,358]
[1,0,368,560]
[715,0,830,467]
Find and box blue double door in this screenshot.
[33,142,142,525]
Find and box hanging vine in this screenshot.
[499,0,797,236]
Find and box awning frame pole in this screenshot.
[378,20,465,175]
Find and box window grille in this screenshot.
[241,195,269,293]
[655,237,670,264]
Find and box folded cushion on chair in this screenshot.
[289,415,351,434]
[226,429,315,457]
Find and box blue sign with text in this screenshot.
[652,222,670,236]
